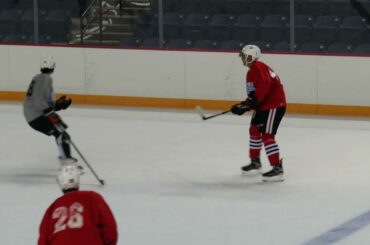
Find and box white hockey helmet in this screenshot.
[40,55,55,70]
[57,164,81,192]
[239,44,261,65]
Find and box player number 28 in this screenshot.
[52,202,84,234]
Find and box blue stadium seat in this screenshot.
[312,15,341,44]
[183,13,210,40]
[298,42,326,53]
[327,42,354,54]
[166,38,193,49]
[163,12,185,39]
[193,39,220,49]
[259,15,288,43]
[0,9,21,35]
[232,14,261,42]
[119,36,142,47]
[219,39,244,50]
[294,15,314,44]
[207,14,236,41]
[338,16,368,44]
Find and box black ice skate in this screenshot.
[262,160,284,182]
[241,158,262,174]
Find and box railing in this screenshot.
[79,0,103,44]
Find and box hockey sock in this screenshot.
[56,133,72,158]
[249,124,262,160]
[262,133,280,166]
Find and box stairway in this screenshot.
[69,0,151,46]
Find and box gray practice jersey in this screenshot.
[23,73,56,122]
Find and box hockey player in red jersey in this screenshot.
[38,165,118,245]
[231,44,286,182]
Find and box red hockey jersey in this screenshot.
[38,190,118,245]
[246,61,286,110]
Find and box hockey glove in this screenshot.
[54,95,72,111]
[231,101,250,115]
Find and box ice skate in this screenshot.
[241,158,262,175]
[262,160,284,182]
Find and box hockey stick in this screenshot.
[195,105,231,120]
[54,123,105,186]
[68,139,105,186]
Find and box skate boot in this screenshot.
[241,158,262,174]
[262,160,284,182]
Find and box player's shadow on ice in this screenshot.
[158,175,270,197]
[1,167,101,187]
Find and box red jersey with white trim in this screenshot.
[246,61,286,110]
[38,190,118,245]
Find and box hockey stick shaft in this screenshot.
[195,105,231,120]
[68,138,105,186]
[53,122,105,185]
[202,110,231,120]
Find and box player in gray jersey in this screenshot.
[23,55,76,165]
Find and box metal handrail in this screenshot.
[79,0,103,44]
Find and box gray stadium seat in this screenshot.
[193,39,220,49]
[327,42,354,54]
[259,15,288,43]
[219,40,244,50]
[166,38,193,49]
[232,14,261,42]
[298,42,326,53]
[338,16,368,44]
[183,13,210,40]
[207,14,236,41]
[312,15,341,44]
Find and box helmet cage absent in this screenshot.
[57,164,81,192]
[40,55,55,73]
[239,45,261,65]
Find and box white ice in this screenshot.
[1,102,370,245]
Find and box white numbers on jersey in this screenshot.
[52,202,84,234]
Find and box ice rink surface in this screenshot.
[1,102,370,245]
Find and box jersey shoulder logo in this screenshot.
[246,82,255,93]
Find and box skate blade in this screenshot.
[262,175,284,182]
[241,169,262,176]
